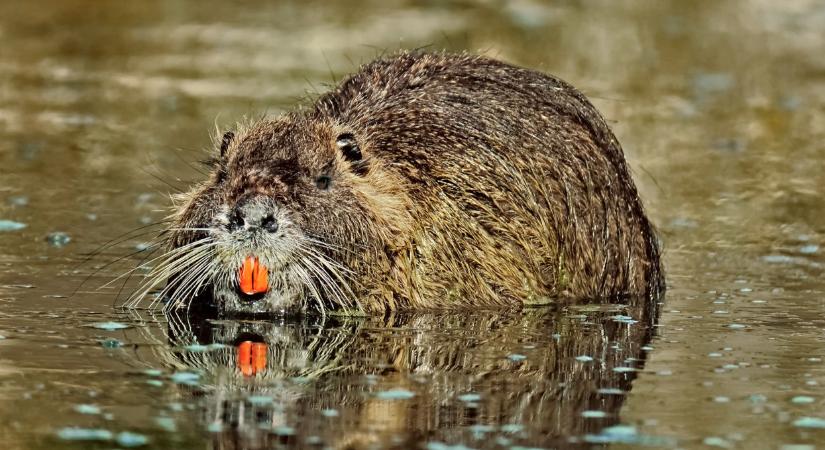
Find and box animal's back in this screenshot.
[315,52,663,308]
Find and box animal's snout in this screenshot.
[227,196,279,233]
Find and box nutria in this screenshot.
[132,51,663,314]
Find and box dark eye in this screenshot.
[315,175,331,190]
[336,133,361,162]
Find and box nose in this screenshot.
[227,199,279,233]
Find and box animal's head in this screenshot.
[140,116,409,314]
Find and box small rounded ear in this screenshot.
[336,133,361,161]
[220,131,235,158]
[336,133,368,176]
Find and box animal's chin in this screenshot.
[212,285,303,316]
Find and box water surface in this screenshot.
[1,1,824,449]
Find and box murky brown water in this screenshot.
[1,1,824,449]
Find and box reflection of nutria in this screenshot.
[128,299,657,449]
[134,51,663,314]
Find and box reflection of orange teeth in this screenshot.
[239,256,268,295]
[237,341,267,376]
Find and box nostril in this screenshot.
[228,210,244,231]
[261,214,278,233]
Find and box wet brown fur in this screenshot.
[170,51,663,313]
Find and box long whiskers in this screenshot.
[122,237,218,310]
[294,239,360,313]
[118,230,363,316]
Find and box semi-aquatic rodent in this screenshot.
[142,51,663,314]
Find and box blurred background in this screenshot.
[1,1,824,449]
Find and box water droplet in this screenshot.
[116,431,148,447]
[0,220,26,231]
[793,417,825,428]
[458,393,481,402]
[57,428,113,441]
[87,322,130,331]
[375,388,415,400]
[45,232,71,247]
[73,404,101,415]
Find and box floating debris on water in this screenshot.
[469,424,494,437]
[99,338,124,348]
[613,367,636,373]
[703,436,732,448]
[669,217,698,228]
[610,315,637,324]
[116,431,149,447]
[793,417,825,428]
[143,369,162,377]
[155,416,177,432]
[582,410,608,418]
[500,424,524,433]
[575,355,594,362]
[458,393,481,402]
[426,442,477,450]
[321,408,339,417]
[45,231,71,247]
[274,425,295,436]
[170,371,200,385]
[581,424,675,446]
[507,354,527,362]
[57,427,113,441]
[168,402,184,412]
[146,380,163,387]
[86,321,130,331]
[73,404,101,415]
[376,388,416,400]
[0,220,27,231]
[749,394,767,404]
[762,255,795,264]
[728,323,746,329]
[8,195,28,206]
[799,245,819,254]
[583,424,637,444]
[597,388,625,395]
[791,396,815,404]
[247,395,274,406]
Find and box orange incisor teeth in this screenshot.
[237,341,267,376]
[239,256,269,295]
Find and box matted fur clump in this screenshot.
[132,51,663,314]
